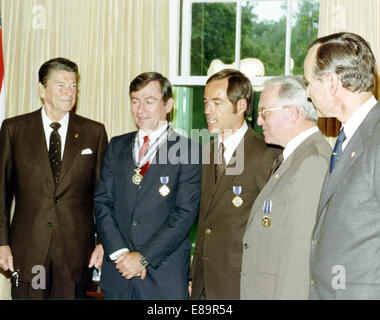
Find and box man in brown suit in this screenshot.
[190,69,281,299]
[0,57,108,299]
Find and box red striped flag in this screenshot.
[0,17,5,127]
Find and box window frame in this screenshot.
[169,0,295,86]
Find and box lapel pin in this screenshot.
[75,133,79,138]
[351,151,356,158]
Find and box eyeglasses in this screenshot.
[258,106,289,120]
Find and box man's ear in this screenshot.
[38,82,46,100]
[236,99,247,115]
[165,97,174,114]
[327,72,341,97]
[288,105,300,123]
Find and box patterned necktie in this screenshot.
[139,135,150,176]
[139,135,150,162]
[215,141,226,183]
[268,153,284,181]
[330,128,346,173]
[49,122,62,184]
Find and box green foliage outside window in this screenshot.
[191,0,319,76]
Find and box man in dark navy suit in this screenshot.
[94,72,201,299]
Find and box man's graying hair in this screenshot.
[264,75,318,122]
[309,32,376,93]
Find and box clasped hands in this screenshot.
[115,251,147,280]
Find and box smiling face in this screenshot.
[203,78,245,140]
[39,70,77,121]
[130,80,173,134]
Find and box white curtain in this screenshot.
[0,0,169,300]
[318,0,380,140]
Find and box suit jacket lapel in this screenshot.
[317,126,365,218]
[245,147,294,232]
[244,131,321,232]
[120,133,140,210]
[197,140,216,217]
[317,103,380,219]
[58,112,82,185]
[31,109,55,184]
[208,131,248,212]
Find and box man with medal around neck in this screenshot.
[190,69,281,300]
[94,72,202,299]
[240,76,331,299]
[0,57,108,299]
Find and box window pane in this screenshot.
[291,0,320,75]
[241,0,287,76]
[191,2,236,76]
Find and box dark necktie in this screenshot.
[215,141,226,183]
[139,135,150,176]
[268,153,284,181]
[49,122,62,184]
[330,128,346,173]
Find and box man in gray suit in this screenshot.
[241,76,331,299]
[304,32,380,299]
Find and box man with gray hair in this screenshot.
[240,75,331,299]
[304,32,380,299]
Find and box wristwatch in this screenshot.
[140,253,149,267]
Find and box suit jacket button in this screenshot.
[205,228,211,235]
[244,243,248,249]
[47,222,53,228]
[132,220,138,226]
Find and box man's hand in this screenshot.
[0,245,14,272]
[115,251,146,280]
[88,244,104,269]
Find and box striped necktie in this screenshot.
[139,135,150,176]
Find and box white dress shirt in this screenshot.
[135,121,169,161]
[41,107,69,159]
[283,126,319,161]
[218,121,248,165]
[341,95,377,151]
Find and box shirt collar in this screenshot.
[41,106,69,130]
[218,121,248,164]
[138,121,168,146]
[283,126,319,161]
[342,95,377,149]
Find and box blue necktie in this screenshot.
[330,128,346,173]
